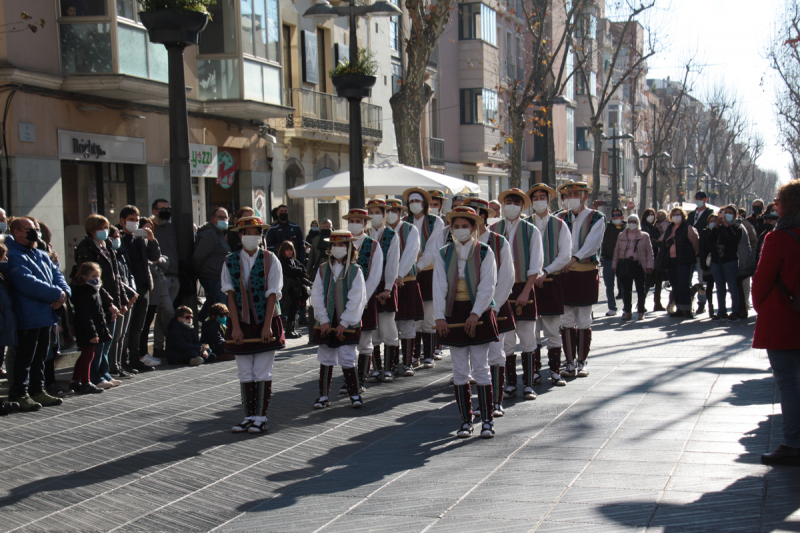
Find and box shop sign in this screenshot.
[57,130,146,164]
[217,150,236,189]
[190,143,218,177]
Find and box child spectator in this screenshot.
[0,243,20,415]
[201,303,229,361]
[69,262,111,394]
[165,306,215,366]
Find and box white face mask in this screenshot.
[646,215,655,224]
[532,200,549,213]
[409,202,424,215]
[672,215,683,224]
[241,235,261,251]
[628,223,638,231]
[430,207,440,216]
[566,198,582,211]
[331,246,348,259]
[503,204,522,220]
[612,218,622,226]
[453,228,473,243]
[386,212,399,225]
[695,200,705,208]
[347,222,364,235]
[370,214,383,227]
[125,221,138,233]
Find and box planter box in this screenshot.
[139,9,208,46]
[331,75,376,99]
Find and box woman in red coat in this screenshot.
[753,179,800,466]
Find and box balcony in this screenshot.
[281,88,382,143]
[423,137,445,168]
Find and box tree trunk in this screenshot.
[509,112,525,189]
[390,83,432,168]
[638,168,649,217]
[544,119,556,187]
[590,128,603,202]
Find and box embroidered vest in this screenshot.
[356,235,375,279]
[490,218,535,283]
[406,214,437,253]
[226,249,277,324]
[395,221,417,276]
[377,226,396,280]
[538,215,563,269]
[319,262,360,326]
[439,241,490,316]
[485,231,505,269]
[558,209,604,264]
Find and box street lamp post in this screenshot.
[670,164,693,206]
[601,132,633,210]
[303,0,400,208]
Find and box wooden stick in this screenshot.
[507,299,534,304]
[447,321,484,328]
[313,326,357,333]
[226,337,274,344]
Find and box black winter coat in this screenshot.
[75,237,126,319]
[70,284,112,348]
[119,231,161,294]
[601,221,627,260]
[200,318,225,348]
[708,225,742,264]
[165,317,202,359]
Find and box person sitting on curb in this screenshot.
[165,306,215,366]
[201,303,229,362]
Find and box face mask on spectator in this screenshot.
[319,228,332,239]
[672,215,683,224]
[532,200,548,213]
[628,223,638,231]
[725,213,735,223]
[310,226,319,233]
[708,222,717,229]
[752,205,763,215]
[96,229,109,241]
[430,207,440,216]
[646,215,655,223]
[347,222,364,235]
[612,217,622,225]
[331,246,348,260]
[125,221,138,233]
[111,238,121,250]
[215,220,228,231]
[386,212,399,225]
[24,228,38,242]
[0,222,6,233]
[370,214,383,227]
[217,316,228,325]
[180,318,193,328]
[695,199,705,208]
[86,277,101,290]
[409,202,424,215]
[157,208,172,221]
[241,235,261,251]
[503,204,521,219]
[278,212,289,222]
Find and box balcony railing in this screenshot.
[423,137,445,167]
[282,88,382,140]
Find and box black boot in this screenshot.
[367,345,382,382]
[520,352,537,400]
[232,382,258,433]
[504,354,517,397]
[356,352,371,391]
[343,367,363,408]
[286,320,301,339]
[476,384,495,438]
[401,338,415,376]
[314,365,334,408]
[412,332,422,367]
[489,365,505,417]
[454,383,473,437]
[248,381,272,433]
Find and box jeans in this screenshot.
[198,277,227,323]
[109,312,130,371]
[91,319,116,383]
[125,293,150,364]
[767,349,800,448]
[711,261,739,316]
[667,259,694,311]
[154,276,180,349]
[620,269,647,314]
[11,327,51,398]
[602,259,619,311]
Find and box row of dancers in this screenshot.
[221,182,605,438]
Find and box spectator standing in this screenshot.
[0,207,7,234]
[688,191,714,231]
[601,208,626,316]
[747,198,768,236]
[118,205,161,372]
[227,206,255,252]
[193,207,232,323]
[266,204,307,264]
[708,207,742,321]
[306,219,332,280]
[0,208,8,379]
[662,207,700,319]
[757,210,779,261]
[140,217,171,365]
[277,241,308,339]
[642,208,667,312]
[697,213,718,318]
[69,262,110,394]
[107,226,137,377]
[753,179,800,466]
[735,212,757,319]
[612,214,653,321]
[150,200,181,356]
[305,219,320,244]
[37,221,70,397]
[0,242,20,415]
[165,306,214,365]
[5,216,71,411]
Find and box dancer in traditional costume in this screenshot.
[222,217,286,434]
[557,182,605,378]
[428,189,446,218]
[527,184,572,386]
[489,189,544,400]
[428,189,448,361]
[310,230,368,408]
[463,198,514,416]
[434,206,499,438]
[365,199,401,382]
[403,188,445,372]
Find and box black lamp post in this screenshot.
[303,0,400,208]
[601,132,633,210]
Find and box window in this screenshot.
[60,0,106,16]
[608,105,619,134]
[567,107,575,164]
[565,52,574,100]
[241,0,280,61]
[244,60,282,104]
[200,0,238,54]
[391,63,402,95]
[576,127,590,151]
[460,88,497,125]
[458,3,496,45]
[198,58,241,100]
[117,22,168,82]
[390,0,400,52]
[60,23,113,74]
[590,71,597,97]
[463,174,475,183]
[505,31,513,79]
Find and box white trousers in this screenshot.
[317,344,358,368]
[372,312,399,347]
[236,351,276,382]
[534,315,563,348]
[561,305,593,329]
[503,320,537,355]
[451,344,491,386]
[415,301,436,334]
[358,329,374,355]
[488,332,506,365]
[396,319,416,340]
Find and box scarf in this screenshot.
[540,215,561,269]
[440,239,489,316]
[320,261,359,325]
[395,221,417,276]
[227,249,273,325]
[776,214,800,231]
[492,218,533,282]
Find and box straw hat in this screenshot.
[385,198,407,212]
[366,199,387,212]
[342,208,372,221]
[231,216,270,232]
[445,206,485,228]
[497,188,532,211]
[526,183,557,200]
[324,229,357,243]
[462,197,495,218]
[428,190,446,202]
[558,181,593,196]
[403,187,432,205]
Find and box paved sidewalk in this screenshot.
[0,288,797,532]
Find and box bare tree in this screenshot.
[0,12,45,35]
[769,0,800,178]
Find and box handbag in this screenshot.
[616,238,640,279]
[775,229,800,313]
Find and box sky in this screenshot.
[643,0,792,183]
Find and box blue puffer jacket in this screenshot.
[5,236,71,330]
[0,263,17,347]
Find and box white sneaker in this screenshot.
[367,370,381,383]
[422,358,435,369]
[141,354,162,367]
[561,362,577,377]
[551,371,566,386]
[96,380,113,389]
[382,371,394,383]
[605,309,617,317]
[189,356,204,366]
[577,361,589,377]
[108,379,122,387]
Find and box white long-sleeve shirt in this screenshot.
[533,212,573,274]
[387,221,420,278]
[433,238,497,320]
[369,225,401,291]
[310,261,367,329]
[413,214,446,271]
[221,249,283,302]
[479,230,514,312]
[567,208,606,260]
[496,217,544,278]
[353,232,383,298]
